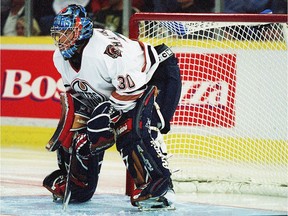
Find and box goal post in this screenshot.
[127,13,288,197]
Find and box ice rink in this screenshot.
[1,147,287,216]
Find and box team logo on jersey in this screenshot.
[71,79,108,107]
[104,44,122,59]
[77,80,88,91]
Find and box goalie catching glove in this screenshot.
[87,101,121,155]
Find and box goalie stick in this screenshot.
[62,135,76,211]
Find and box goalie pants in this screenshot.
[148,43,181,134]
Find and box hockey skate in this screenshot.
[131,178,176,211]
[43,169,66,201]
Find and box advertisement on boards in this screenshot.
[1,49,64,119]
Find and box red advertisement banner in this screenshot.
[174,53,237,127]
[1,49,63,119]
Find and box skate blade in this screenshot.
[136,196,176,211]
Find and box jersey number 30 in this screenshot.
[117,75,135,90]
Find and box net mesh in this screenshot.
[132,15,288,197]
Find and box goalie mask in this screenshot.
[51,4,93,60]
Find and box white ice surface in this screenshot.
[1,148,287,216]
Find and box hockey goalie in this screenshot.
[43,4,181,211]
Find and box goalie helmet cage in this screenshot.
[126,13,288,197]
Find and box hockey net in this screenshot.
[128,13,288,197]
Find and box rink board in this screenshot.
[1,125,286,164]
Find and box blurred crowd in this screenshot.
[1,0,287,36]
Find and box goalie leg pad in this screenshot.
[43,145,104,203]
[70,151,104,202]
[69,135,104,202]
[115,86,173,205]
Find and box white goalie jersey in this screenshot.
[53,28,160,112]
